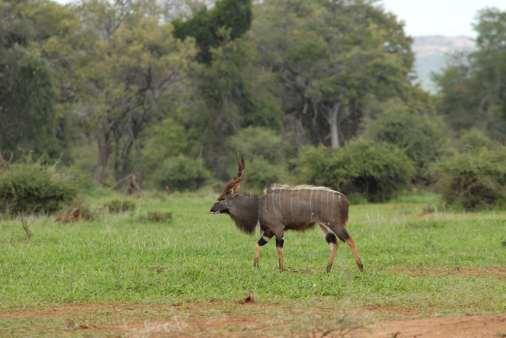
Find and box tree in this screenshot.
[433,53,481,131]
[0,0,72,158]
[172,0,280,179]
[67,0,196,183]
[472,8,506,140]
[435,8,506,142]
[191,37,282,178]
[140,117,190,176]
[364,100,449,178]
[252,0,414,149]
[173,0,252,63]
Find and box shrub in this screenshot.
[365,110,448,178]
[244,157,288,191]
[298,141,414,202]
[0,162,77,214]
[141,118,190,174]
[55,201,94,223]
[228,127,290,190]
[104,199,136,213]
[153,155,210,191]
[433,148,506,210]
[297,146,335,187]
[228,127,285,162]
[457,128,499,152]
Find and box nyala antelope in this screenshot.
[210,158,364,273]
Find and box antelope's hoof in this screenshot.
[326,265,333,273]
[357,262,364,272]
[253,259,259,268]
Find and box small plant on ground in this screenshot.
[55,201,95,223]
[20,218,32,240]
[104,199,136,213]
[141,211,173,223]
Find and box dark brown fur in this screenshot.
[259,185,349,237]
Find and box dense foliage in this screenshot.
[173,0,252,63]
[365,107,448,178]
[456,128,500,152]
[0,0,505,210]
[298,141,414,202]
[433,148,506,210]
[153,155,210,191]
[228,127,288,190]
[0,162,77,214]
[435,8,506,143]
[0,1,62,158]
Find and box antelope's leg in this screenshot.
[320,225,338,273]
[253,233,271,267]
[337,228,364,272]
[275,237,285,272]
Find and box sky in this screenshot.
[380,0,506,37]
[54,0,506,37]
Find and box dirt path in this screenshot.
[357,314,506,338]
[0,303,505,337]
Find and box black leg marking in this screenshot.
[325,233,337,244]
[276,237,284,248]
[258,237,268,246]
[336,228,350,242]
[254,233,272,267]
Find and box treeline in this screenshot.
[1,0,505,210]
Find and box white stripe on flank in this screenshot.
[309,189,313,218]
[269,184,343,195]
[321,224,335,235]
[289,192,293,219]
[326,190,329,212]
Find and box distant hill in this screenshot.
[413,35,475,93]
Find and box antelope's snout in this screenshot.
[210,201,228,214]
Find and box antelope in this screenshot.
[210,158,364,273]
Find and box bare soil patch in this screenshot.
[357,314,506,338]
[0,302,505,337]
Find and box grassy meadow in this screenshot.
[0,190,505,315]
[0,190,505,337]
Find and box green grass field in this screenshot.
[0,191,505,336]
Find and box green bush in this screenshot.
[228,127,290,190]
[433,148,506,210]
[297,146,335,187]
[154,155,210,191]
[141,118,191,174]
[365,110,448,178]
[457,128,499,152]
[244,157,288,191]
[0,162,77,214]
[298,141,414,202]
[228,127,285,162]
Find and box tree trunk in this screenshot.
[95,129,112,184]
[327,103,340,149]
[114,137,134,182]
